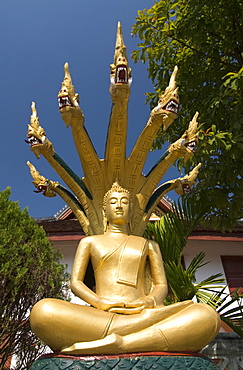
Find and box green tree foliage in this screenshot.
[145,194,243,337]
[0,188,70,370]
[132,0,243,231]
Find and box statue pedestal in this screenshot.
[29,352,218,370]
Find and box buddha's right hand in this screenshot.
[97,298,125,311]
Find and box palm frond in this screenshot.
[146,194,209,264]
[186,252,209,278]
[164,261,197,301]
[194,274,225,303]
[217,288,243,313]
[204,287,243,338]
[222,316,243,337]
[195,290,221,305]
[196,274,225,288]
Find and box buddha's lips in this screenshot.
[163,99,179,114]
[115,65,128,84]
[58,95,72,109]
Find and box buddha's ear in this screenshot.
[102,209,108,233]
[128,197,133,233]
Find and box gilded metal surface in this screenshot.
[28,23,220,355]
[30,187,220,354]
[26,22,200,237]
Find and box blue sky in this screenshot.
[0,0,178,218]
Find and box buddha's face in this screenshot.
[105,191,130,225]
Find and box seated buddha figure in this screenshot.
[30,182,220,355]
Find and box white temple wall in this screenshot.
[183,239,243,284]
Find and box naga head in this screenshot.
[27,161,57,197]
[25,102,54,159]
[110,22,132,86]
[152,66,179,131]
[58,62,83,127]
[174,163,202,195]
[169,112,199,162]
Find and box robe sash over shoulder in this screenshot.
[117,236,147,287]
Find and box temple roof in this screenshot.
[36,198,243,242]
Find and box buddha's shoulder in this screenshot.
[144,237,160,249]
[81,234,152,244]
[129,235,148,243]
[80,234,109,246]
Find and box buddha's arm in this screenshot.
[146,240,168,307]
[122,240,168,311]
[71,237,125,311]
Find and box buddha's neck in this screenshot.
[106,223,129,234]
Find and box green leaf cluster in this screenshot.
[145,194,243,337]
[132,0,243,231]
[0,188,70,370]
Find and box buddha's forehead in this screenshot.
[107,191,130,201]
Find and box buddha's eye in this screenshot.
[109,198,117,204]
[121,198,129,204]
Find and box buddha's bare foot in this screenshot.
[61,333,123,355]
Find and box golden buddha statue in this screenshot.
[30,183,220,355]
[27,22,220,356]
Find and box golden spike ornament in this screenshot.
[26,22,199,236]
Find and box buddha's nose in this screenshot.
[116,201,123,209]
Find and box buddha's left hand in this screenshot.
[109,297,154,314]
[125,297,154,309]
